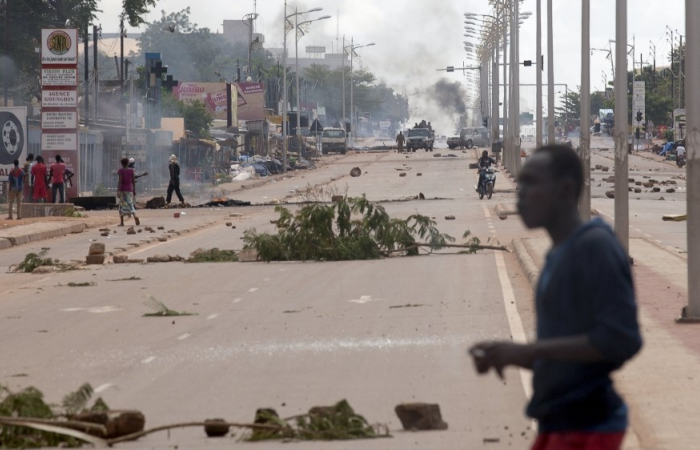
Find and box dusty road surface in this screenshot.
[0,149,546,449]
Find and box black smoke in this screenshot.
[428,79,469,133]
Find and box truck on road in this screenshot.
[320,128,347,154]
[447,127,491,149]
[406,126,435,152]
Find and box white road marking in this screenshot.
[178,333,191,341]
[655,239,663,244]
[233,298,243,303]
[88,306,121,314]
[94,383,113,393]
[62,308,85,312]
[482,206,492,218]
[142,356,156,364]
[349,295,381,304]
[494,251,533,400]
[207,313,219,320]
[248,288,259,293]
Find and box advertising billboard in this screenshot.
[0,107,27,181]
[173,82,237,122]
[236,82,265,121]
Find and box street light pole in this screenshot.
[282,0,289,172]
[502,6,509,169]
[2,0,8,106]
[513,0,521,176]
[342,35,346,123]
[614,0,629,252]
[350,37,354,148]
[580,0,591,221]
[295,11,301,157]
[683,0,700,320]
[547,0,555,144]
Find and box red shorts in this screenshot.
[532,431,625,450]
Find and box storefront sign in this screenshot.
[42,111,77,129]
[41,29,78,65]
[42,133,78,151]
[41,68,78,86]
[41,90,77,108]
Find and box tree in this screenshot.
[180,101,212,138]
[0,0,155,104]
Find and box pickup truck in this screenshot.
[321,128,347,154]
[406,127,435,152]
[447,127,491,149]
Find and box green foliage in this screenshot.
[243,197,455,262]
[143,296,196,317]
[13,249,54,273]
[0,382,109,448]
[247,399,388,442]
[62,384,94,416]
[187,248,238,263]
[122,0,157,27]
[63,207,83,218]
[92,184,109,196]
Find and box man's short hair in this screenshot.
[533,145,584,200]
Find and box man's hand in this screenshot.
[469,341,535,379]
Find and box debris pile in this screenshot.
[395,403,448,431]
[243,196,491,262]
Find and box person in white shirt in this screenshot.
[676,145,686,158]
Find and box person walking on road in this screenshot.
[127,157,148,201]
[22,153,34,202]
[117,157,140,226]
[470,145,642,450]
[396,131,405,153]
[6,159,24,220]
[166,154,185,206]
[49,155,67,203]
[31,156,48,203]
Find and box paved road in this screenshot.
[0,149,539,449]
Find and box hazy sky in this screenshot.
[95,0,686,130]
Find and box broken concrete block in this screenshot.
[628,178,635,183]
[666,188,676,193]
[105,411,145,438]
[157,226,165,230]
[652,187,661,193]
[399,173,407,177]
[602,166,609,172]
[468,163,479,169]
[444,215,456,220]
[643,182,654,188]
[331,195,344,202]
[204,419,230,437]
[433,153,442,157]
[634,188,642,193]
[417,173,422,176]
[147,254,171,263]
[157,237,168,242]
[146,196,166,209]
[395,403,448,431]
[113,255,128,264]
[225,222,232,226]
[659,197,665,201]
[238,249,259,262]
[595,165,603,170]
[605,191,615,199]
[635,181,642,186]
[350,167,362,177]
[89,243,106,255]
[86,254,105,265]
[126,227,136,235]
[418,193,426,200]
[100,232,109,237]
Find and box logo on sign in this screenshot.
[47,30,72,55]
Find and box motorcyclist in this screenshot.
[477,150,497,190]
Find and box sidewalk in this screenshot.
[512,233,700,450]
[0,216,118,250]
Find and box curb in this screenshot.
[0,222,94,249]
[511,238,540,288]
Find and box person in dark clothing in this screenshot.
[470,145,642,450]
[396,131,405,153]
[477,150,496,190]
[166,154,185,206]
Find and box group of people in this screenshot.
[115,154,184,226]
[6,154,73,220]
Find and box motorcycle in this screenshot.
[677,154,686,168]
[476,167,496,200]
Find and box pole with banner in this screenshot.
[41,28,80,201]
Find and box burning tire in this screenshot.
[0,111,24,165]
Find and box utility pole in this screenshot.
[668,27,675,109]
[580,0,591,221]
[502,7,508,169]
[536,0,543,147]
[341,36,346,124]
[547,0,555,145]
[491,10,499,143]
[350,37,354,148]
[120,16,124,121]
[513,0,521,176]
[682,0,700,321]
[84,26,89,126]
[93,25,99,119]
[679,35,684,109]
[614,0,629,253]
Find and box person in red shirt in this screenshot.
[48,154,66,203]
[31,156,48,203]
